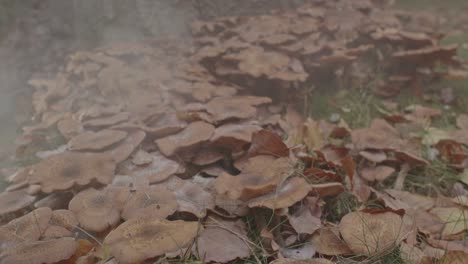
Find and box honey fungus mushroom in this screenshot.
[27,152,117,193]
[121,185,178,220]
[68,187,129,232]
[0,189,36,217]
[0,237,78,264]
[68,129,128,151]
[104,218,199,263]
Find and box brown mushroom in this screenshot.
[339,211,409,255]
[68,129,127,151]
[124,152,183,184]
[27,152,116,193]
[311,227,353,256]
[42,209,79,239]
[0,237,78,264]
[210,122,262,151]
[0,190,36,216]
[156,121,215,157]
[101,130,146,163]
[351,119,404,150]
[0,207,52,247]
[205,96,272,122]
[167,178,215,218]
[69,187,129,232]
[215,156,294,201]
[248,177,311,209]
[104,218,199,263]
[121,185,178,220]
[360,166,395,182]
[83,112,130,130]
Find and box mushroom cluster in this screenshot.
[1,0,467,263]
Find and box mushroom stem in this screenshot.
[271,213,285,248]
[394,162,410,190]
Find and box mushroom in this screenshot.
[205,96,272,122]
[339,211,409,255]
[0,207,52,248]
[42,209,79,239]
[122,152,183,184]
[215,156,294,201]
[83,112,130,130]
[156,121,215,157]
[167,178,215,218]
[210,122,262,151]
[121,185,177,220]
[351,119,404,151]
[248,177,311,209]
[360,166,395,182]
[104,218,199,263]
[0,189,36,216]
[311,227,353,256]
[0,237,78,264]
[101,130,146,164]
[27,152,117,193]
[68,129,128,151]
[69,187,130,232]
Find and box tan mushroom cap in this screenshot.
[68,129,127,151]
[310,227,353,256]
[83,112,130,129]
[127,152,183,184]
[104,218,199,264]
[248,177,311,209]
[42,209,79,239]
[167,178,215,218]
[0,207,52,246]
[0,237,78,264]
[351,119,404,150]
[210,122,262,151]
[225,46,308,81]
[361,166,395,182]
[195,225,251,262]
[69,187,129,232]
[359,150,387,163]
[392,44,458,65]
[215,156,294,201]
[339,211,408,255]
[156,121,215,157]
[205,96,272,122]
[27,152,116,193]
[121,185,178,220]
[0,189,36,216]
[57,114,83,140]
[102,129,146,164]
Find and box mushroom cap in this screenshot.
[339,211,408,255]
[351,119,404,150]
[126,152,183,184]
[430,207,468,239]
[0,237,78,264]
[101,130,146,164]
[68,129,128,151]
[195,225,251,262]
[310,183,345,197]
[69,187,129,232]
[360,166,395,182]
[156,121,215,157]
[121,185,178,220]
[248,177,311,209]
[0,207,52,248]
[0,190,36,216]
[270,259,336,264]
[205,96,272,122]
[210,122,262,151]
[167,178,215,218]
[27,152,116,193]
[83,112,130,129]
[311,227,353,256]
[215,156,294,201]
[104,218,199,264]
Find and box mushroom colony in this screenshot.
[1,0,467,263]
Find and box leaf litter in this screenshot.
[2,0,468,263]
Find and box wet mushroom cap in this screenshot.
[68,129,128,151]
[121,185,177,220]
[0,189,36,216]
[0,237,78,264]
[104,218,199,264]
[27,152,117,193]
